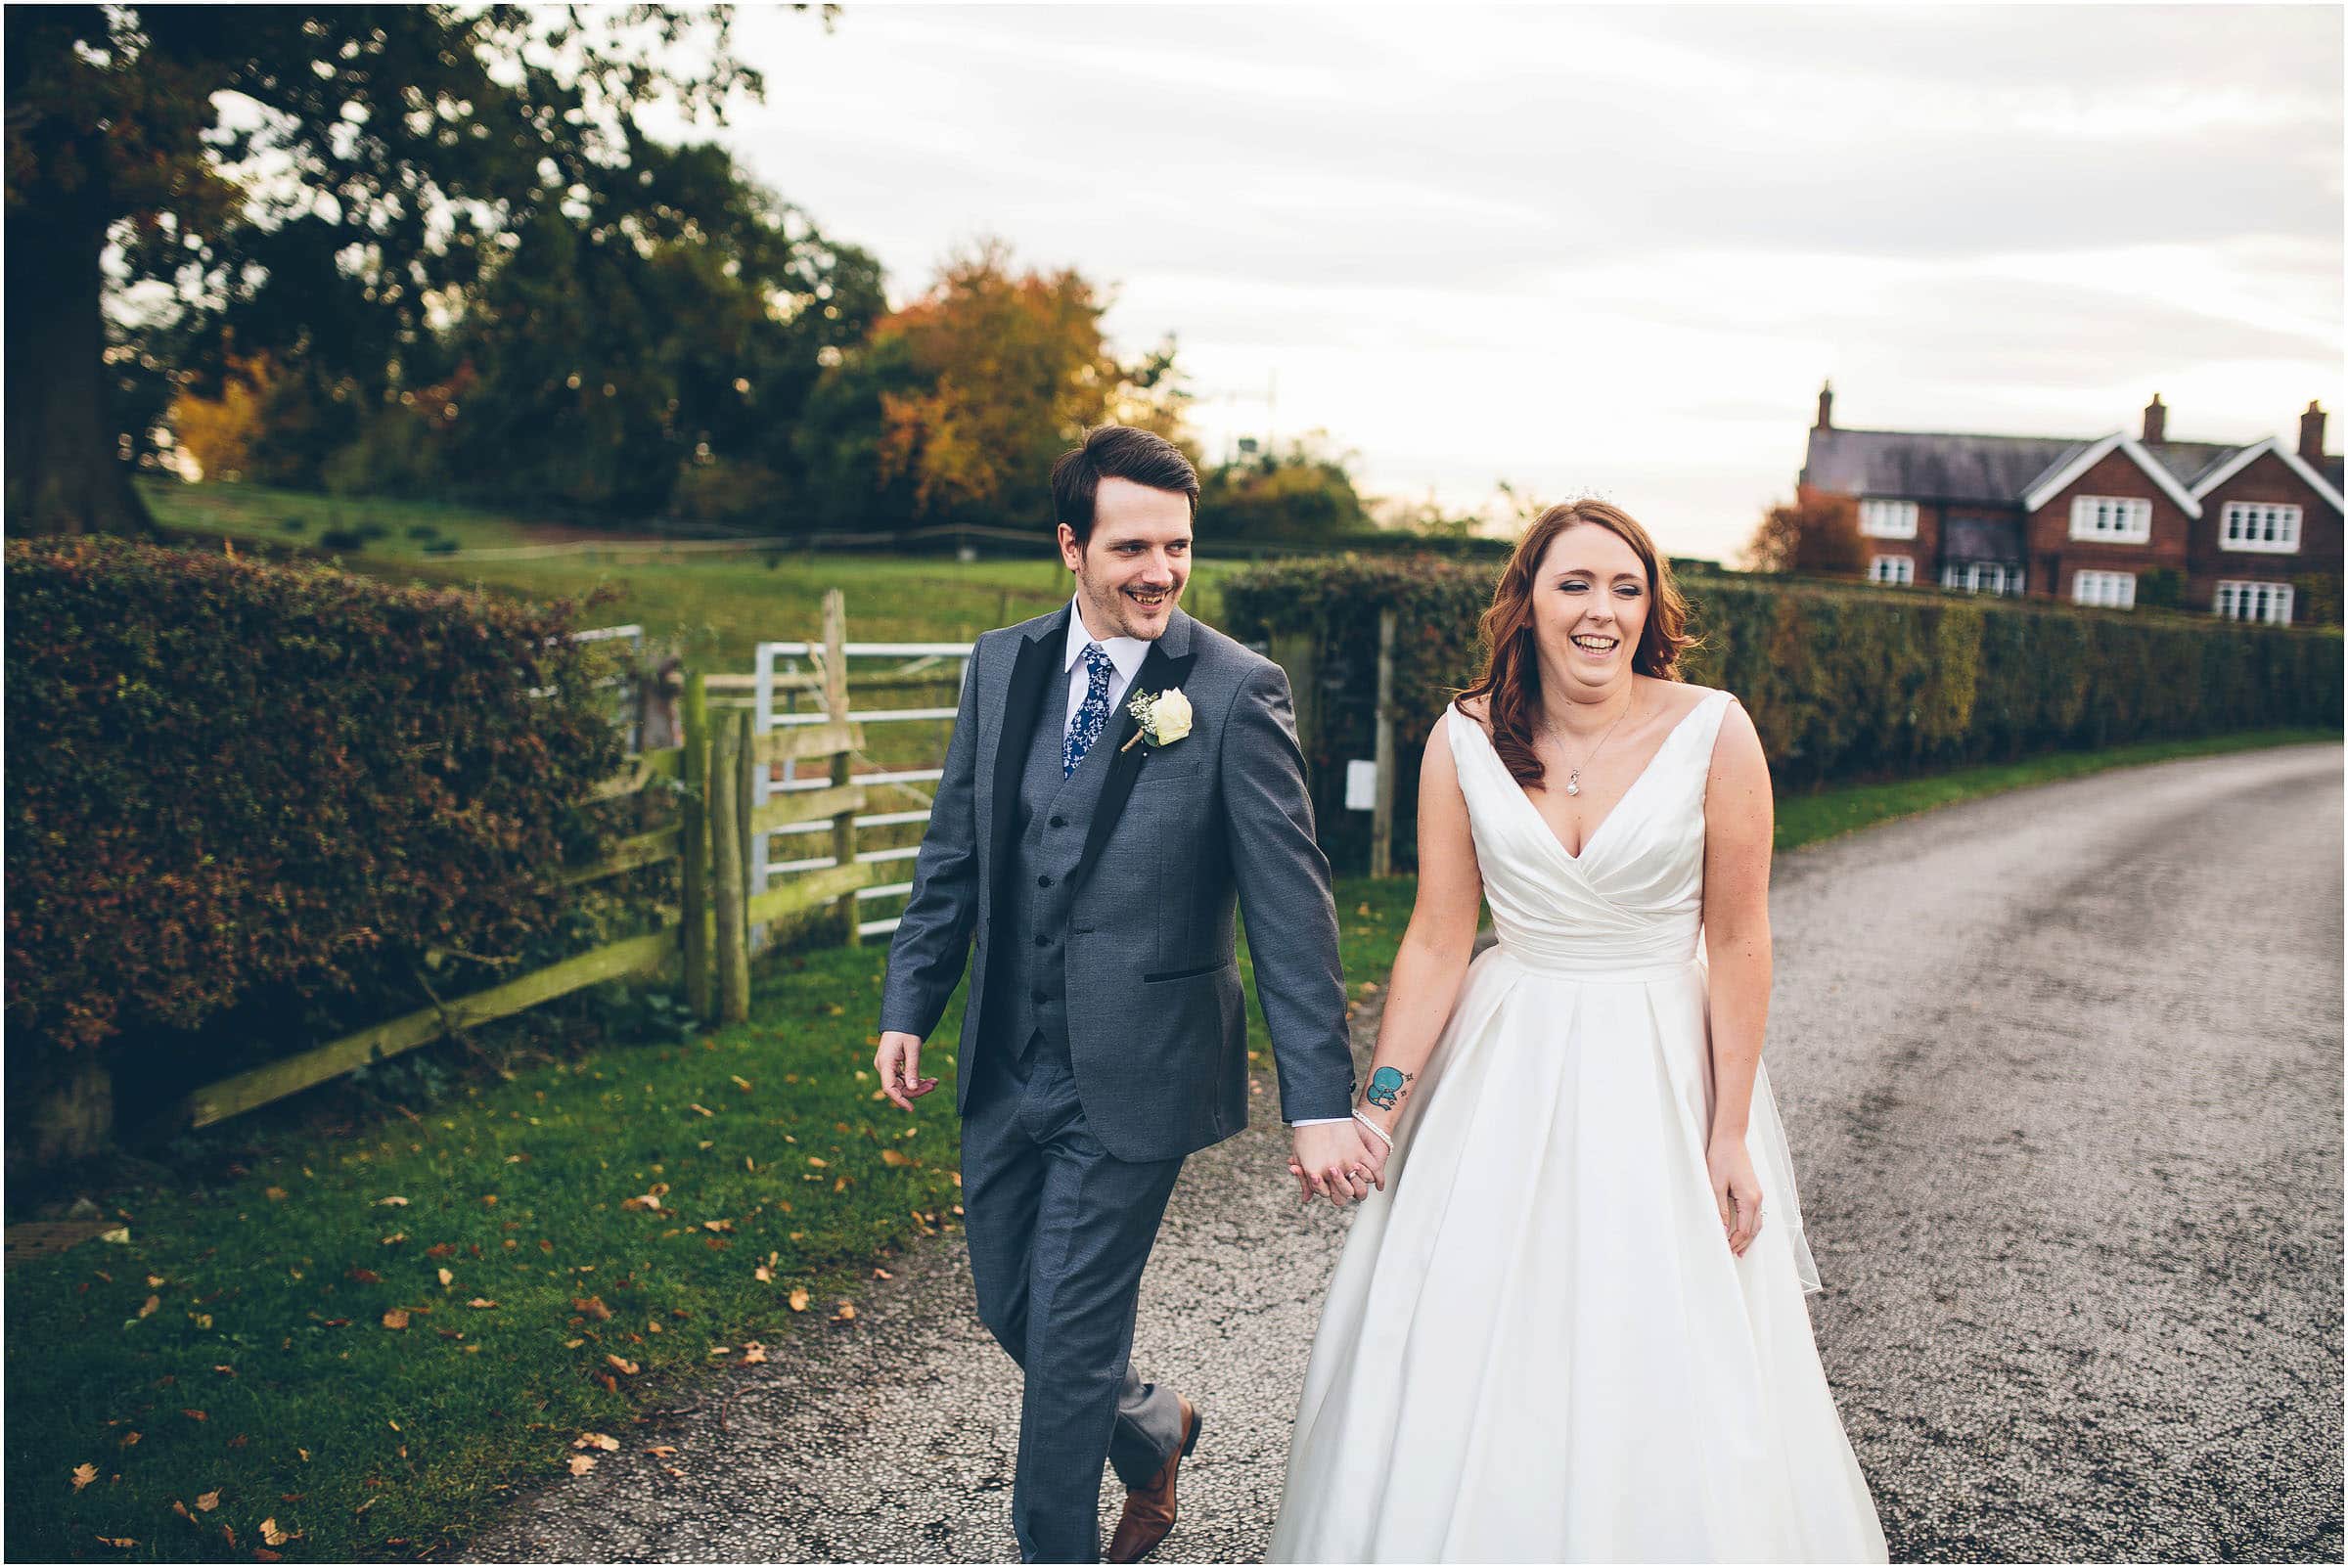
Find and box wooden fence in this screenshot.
[179,593,877,1130]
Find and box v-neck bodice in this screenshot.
[1445,689,1737,975]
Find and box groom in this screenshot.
[875,426,1379,1562]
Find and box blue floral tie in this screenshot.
[1063,644,1116,777]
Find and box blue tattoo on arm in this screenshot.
[1366,1066,1413,1110]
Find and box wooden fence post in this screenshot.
[679,671,712,1023]
[1371,607,1396,878]
[710,709,750,1024]
[822,589,860,946]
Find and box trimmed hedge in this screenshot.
[4,539,627,1084]
[1222,557,2343,872]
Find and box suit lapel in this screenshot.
[988,607,1064,921]
[1072,614,1198,894]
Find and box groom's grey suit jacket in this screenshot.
[879,602,1355,1164]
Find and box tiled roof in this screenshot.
[1801,427,2090,506]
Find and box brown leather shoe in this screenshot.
[1104,1398,1201,1563]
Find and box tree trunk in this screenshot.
[4,202,158,539]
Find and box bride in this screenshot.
[1268,501,1887,1563]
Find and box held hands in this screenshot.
[1287,1118,1387,1208]
[1706,1134,1764,1257]
[874,1030,940,1113]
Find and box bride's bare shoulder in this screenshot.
[1450,693,1491,729]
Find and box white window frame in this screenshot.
[1859,498,1919,539]
[2214,579,2294,625]
[2069,494,2153,543]
[1868,555,1915,586]
[2219,501,2301,555]
[1941,562,2023,596]
[2072,569,2137,608]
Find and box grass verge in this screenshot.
[2,876,1416,1564]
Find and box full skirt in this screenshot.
[1267,945,1887,1563]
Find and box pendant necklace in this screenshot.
[1543,688,1635,797]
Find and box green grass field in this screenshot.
[139,478,1243,667]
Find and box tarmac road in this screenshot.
[467,741,2343,1564]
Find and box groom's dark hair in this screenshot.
[1051,426,1199,547]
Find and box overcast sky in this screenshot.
[685,3,2342,561]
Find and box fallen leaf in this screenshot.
[806,1156,828,1169]
[94,1536,136,1548]
[220,1524,237,1547]
[263,1187,288,1201]
[118,1431,141,1448]
[833,1302,856,1322]
[196,1491,220,1512]
[788,1287,810,1313]
[573,1432,621,1452]
[381,1310,409,1330]
[568,1454,597,1476]
[256,1551,284,1562]
[425,1243,456,1259]
[563,1337,585,1349]
[606,1354,639,1375]
[753,1265,772,1282]
[146,1274,164,1287]
[572,1295,611,1321]
[171,1501,192,1519]
[740,1342,768,1365]
[71,1462,98,1490]
[880,1148,912,1168]
[874,1268,893,1279]
[259,1518,292,1547]
[377,1195,409,1207]
[731,1076,752,1091]
[647,1445,678,1457]
[346,1267,381,1284]
[700,1218,732,1232]
[182,1410,208,1422]
[436,1268,453,1287]
[138,1295,159,1320]
[380,1232,407,1246]
[297,1450,309,1463]
[212,1365,236,1377]
[689,1103,713,1117]
[620,1192,662,1212]
[466,1298,498,1309]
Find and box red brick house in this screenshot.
[1798,387,2343,623]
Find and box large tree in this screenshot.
[798,240,1193,532]
[4,4,769,536]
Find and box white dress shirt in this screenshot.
[1059,597,1351,1131]
[1061,593,1151,739]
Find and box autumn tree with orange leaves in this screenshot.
[1745,488,1866,576]
[795,241,1193,531]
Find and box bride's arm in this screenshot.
[1349,711,1486,1152]
[1701,697,1775,1256]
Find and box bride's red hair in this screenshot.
[1458,500,1697,788]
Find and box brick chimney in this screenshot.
[2142,393,2166,445]
[1815,381,1833,430]
[2300,400,2326,462]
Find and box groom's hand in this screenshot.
[1289,1122,1383,1208]
[874,1030,940,1113]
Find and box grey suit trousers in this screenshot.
[963,1030,1189,1563]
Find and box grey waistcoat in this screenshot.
[983,654,1115,1062]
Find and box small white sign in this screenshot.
[1344,759,1378,811]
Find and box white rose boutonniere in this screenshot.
[1118,686,1194,753]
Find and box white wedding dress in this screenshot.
[1269,690,1886,1563]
